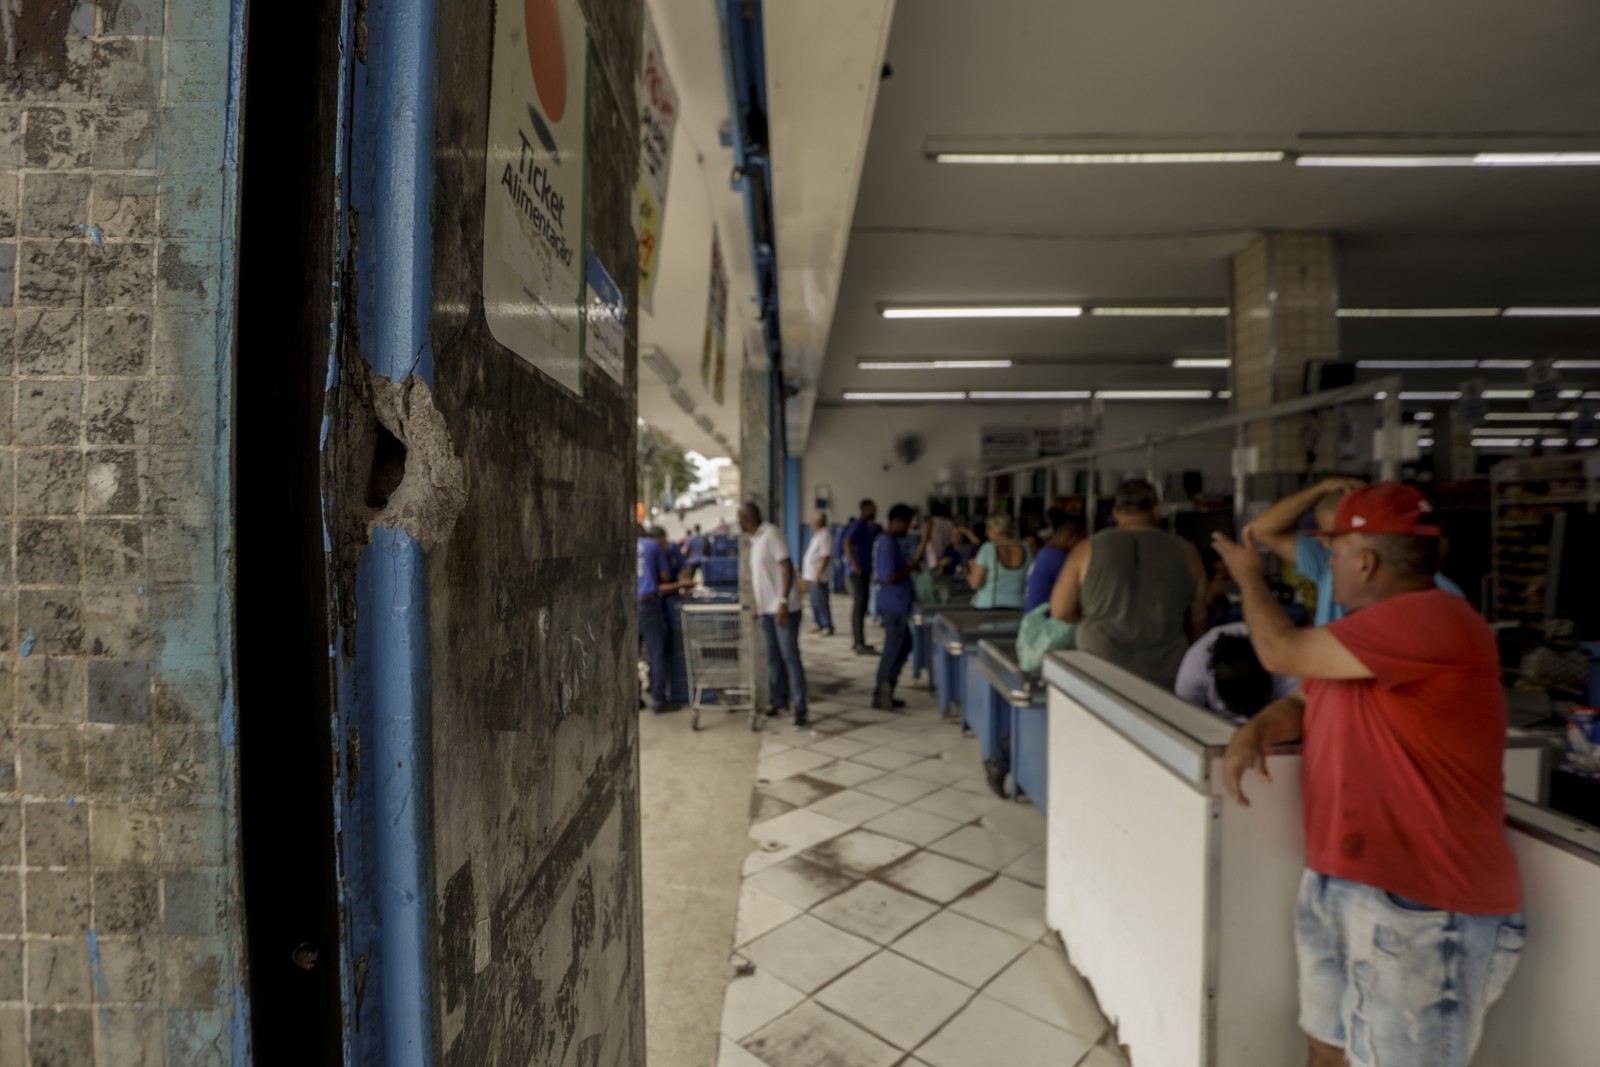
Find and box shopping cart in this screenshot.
[681,602,759,731]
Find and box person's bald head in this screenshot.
[738,501,762,533]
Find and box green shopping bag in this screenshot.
[911,569,937,606]
[1017,603,1075,673]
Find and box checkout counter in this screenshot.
[910,581,972,688]
[930,608,1023,718]
[971,638,1049,812]
[1041,650,1585,1067]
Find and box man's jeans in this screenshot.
[662,595,689,705]
[849,573,871,647]
[638,594,668,707]
[877,610,912,689]
[759,611,807,713]
[808,580,834,631]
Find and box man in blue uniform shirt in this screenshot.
[872,504,921,710]
[842,499,879,655]
[637,523,682,712]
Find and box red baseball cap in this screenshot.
[1305,483,1442,538]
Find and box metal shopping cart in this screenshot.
[681,602,759,731]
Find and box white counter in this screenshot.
[1042,651,1582,1067]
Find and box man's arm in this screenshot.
[1211,530,1372,680]
[888,555,922,584]
[1183,539,1208,642]
[844,527,863,574]
[1245,477,1363,561]
[778,559,795,617]
[1223,690,1306,807]
[1049,539,1091,622]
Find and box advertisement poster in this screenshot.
[584,247,626,386]
[702,227,727,401]
[637,9,678,312]
[483,0,590,394]
[980,427,1036,464]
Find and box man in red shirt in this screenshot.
[1213,484,1523,1067]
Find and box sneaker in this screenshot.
[870,681,894,710]
[652,703,684,714]
[793,711,811,730]
[984,755,1009,799]
[764,705,785,719]
[855,644,878,655]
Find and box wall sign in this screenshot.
[637,9,678,313]
[483,0,590,394]
[584,247,626,386]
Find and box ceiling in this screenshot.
[782,0,1600,437]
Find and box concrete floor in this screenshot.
[641,688,763,1067]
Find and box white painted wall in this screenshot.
[801,401,1235,514]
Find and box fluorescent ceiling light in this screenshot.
[1297,152,1600,168]
[1554,360,1600,369]
[1484,411,1578,421]
[880,305,1082,320]
[1357,360,1478,370]
[1541,439,1572,447]
[1560,390,1600,400]
[1338,308,1501,318]
[1503,307,1600,317]
[1091,306,1230,317]
[1472,426,1546,435]
[1413,412,1434,421]
[1472,438,1532,447]
[1398,391,1462,401]
[1483,389,1534,400]
[1095,389,1214,400]
[1173,358,1232,368]
[934,151,1285,165]
[969,390,1092,400]
[1476,153,1600,166]
[857,359,1013,370]
[1579,439,1600,447]
[1477,359,1534,369]
[1217,390,1234,399]
[842,391,966,402]
[1418,438,1435,447]
[1297,155,1478,168]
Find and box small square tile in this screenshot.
[734,884,802,948]
[87,660,149,724]
[94,866,160,933]
[16,520,84,584]
[804,760,883,789]
[25,870,90,934]
[856,774,944,805]
[24,800,89,866]
[915,996,1092,1067]
[985,944,1109,1044]
[19,657,86,725]
[979,803,1048,846]
[85,309,150,374]
[927,825,1035,871]
[756,747,835,783]
[947,876,1047,941]
[26,939,91,1003]
[910,787,1005,825]
[163,868,223,935]
[815,949,972,1052]
[891,909,1033,988]
[17,451,86,515]
[96,936,159,1001]
[811,880,937,946]
[18,727,86,795]
[19,173,91,239]
[739,915,876,994]
[898,758,968,785]
[742,1001,900,1067]
[808,735,873,760]
[27,1007,94,1066]
[720,969,805,1041]
[1003,843,1047,889]
[851,747,923,772]
[804,789,897,828]
[745,855,857,912]
[0,942,20,997]
[803,829,914,877]
[876,852,990,905]
[718,1036,768,1067]
[15,309,83,375]
[97,1006,164,1067]
[863,806,962,848]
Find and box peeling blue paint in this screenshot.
[220,689,237,748]
[76,223,103,246]
[87,929,110,1000]
[19,630,35,657]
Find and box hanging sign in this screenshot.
[980,427,1036,463]
[1458,378,1487,428]
[1529,358,1562,412]
[702,227,728,402]
[637,9,678,312]
[483,0,590,394]
[584,247,626,386]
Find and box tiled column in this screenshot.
[1230,233,1339,482]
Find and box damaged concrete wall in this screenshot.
[427,0,646,1063]
[0,2,245,1065]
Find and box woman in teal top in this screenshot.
[968,515,1033,609]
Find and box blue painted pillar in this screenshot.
[784,455,803,564]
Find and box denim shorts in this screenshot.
[1295,871,1524,1066]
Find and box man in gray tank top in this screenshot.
[1048,479,1208,688]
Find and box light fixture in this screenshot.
[1477,359,1534,369]
[1095,389,1215,400]
[1418,438,1435,447]
[1091,307,1230,318]
[1503,307,1600,318]
[1414,412,1435,421]
[1483,389,1534,400]
[1398,391,1463,401]
[1560,390,1600,400]
[1553,360,1600,369]
[841,391,966,402]
[1541,439,1572,447]
[968,390,1092,400]
[880,305,1082,320]
[1579,439,1600,447]
[1471,438,1532,447]
[1484,412,1578,421]
[1472,427,1546,436]
[1217,390,1234,399]
[1297,152,1600,168]
[1356,360,1478,370]
[1477,153,1600,166]
[857,359,1013,370]
[1173,358,1232,368]
[1338,308,1500,319]
[933,151,1286,165]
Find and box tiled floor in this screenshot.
[718,627,1129,1067]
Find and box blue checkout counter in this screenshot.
[931,608,1023,718]
[972,638,1048,812]
[910,583,972,688]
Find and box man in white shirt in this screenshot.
[740,501,809,728]
[800,511,835,637]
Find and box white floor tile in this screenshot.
[809,735,875,760]
[979,802,1048,846]
[1079,1046,1132,1067]
[719,1036,770,1067]
[947,773,1001,797]
[721,969,808,1041]
[842,726,906,747]
[760,777,840,809]
[746,855,860,911]
[1003,843,1046,888]
[914,996,1093,1067]
[814,950,974,1051]
[897,758,967,785]
[856,773,946,805]
[740,914,878,994]
[891,909,1033,988]
[806,760,886,789]
[735,885,804,947]
[758,747,837,782]
[947,876,1048,941]
[742,1000,902,1067]
[862,806,963,847]
[811,880,939,945]
[852,746,926,772]
[841,709,900,724]
[874,733,943,757]
[984,944,1109,1044]
[876,851,991,904]
[805,789,900,827]
[803,828,916,876]
[926,825,1035,871]
[910,787,1006,824]
[760,734,798,757]
[749,809,854,853]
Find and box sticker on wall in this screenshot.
[637,9,679,313]
[483,0,591,394]
[585,247,626,386]
[702,227,728,402]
